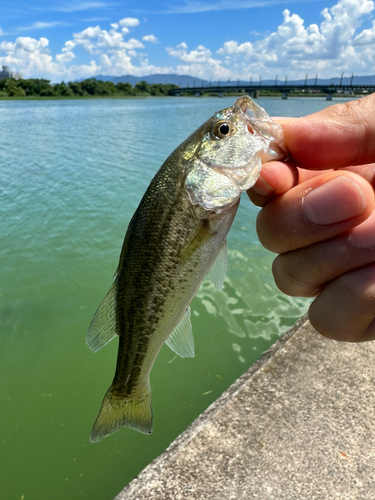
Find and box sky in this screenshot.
[0,0,374,82]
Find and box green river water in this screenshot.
[0,96,351,500]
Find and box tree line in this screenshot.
[0,78,178,98]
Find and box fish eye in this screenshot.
[219,124,230,135]
[213,121,231,139]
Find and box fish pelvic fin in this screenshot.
[90,384,153,443]
[86,282,118,352]
[208,239,227,292]
[165,307,195,358]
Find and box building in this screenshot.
[0,66,22,80]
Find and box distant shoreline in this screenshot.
[0,92,364,102]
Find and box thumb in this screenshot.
[280,93,375,170]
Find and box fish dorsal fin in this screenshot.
[86,282,118,352]
[165,307,195,358]
[208,240,227,291]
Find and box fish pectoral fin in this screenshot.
[177,220,212,274]
[165,307,195,358]
[208,239,227,292]
[86,282,118,352]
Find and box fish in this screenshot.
[86,96,287,442]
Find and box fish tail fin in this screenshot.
[90,384,153,443]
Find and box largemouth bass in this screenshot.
[87,96,286,442]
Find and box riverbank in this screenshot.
[116,315,375,500]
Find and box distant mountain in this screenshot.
[244,75,375,86]
[79,73,375,87]
[92,74,210,86]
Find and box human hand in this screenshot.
[248,93,375,341]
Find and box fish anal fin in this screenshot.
[165,307,195,358]
[86,282,118,352]
[208,240,227,291]
[90,384,153,442]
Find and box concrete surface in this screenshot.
[115,315,375,500]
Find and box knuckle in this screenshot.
[338,270,375,309]
[272,255,321,297]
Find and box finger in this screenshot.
[256,171,374,254]
[281,94,375,170]
[272,210,375,297]
[309,263,375,342]
[341,163,375,189]
[248,160,298,207]
[248,161,331,207]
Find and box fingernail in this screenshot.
[251,176,275,197]
[349,210,375,249]
[302,176,367,225]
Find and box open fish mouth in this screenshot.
[234,95,288,160]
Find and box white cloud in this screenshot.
[18,22,68,32]
[166,0,314,14]
[53,2,114,13]
[67,25,102,54]
[354,19,375,45]
[0,36,63,77]
[1,0,375,82]
[118,18,140,28]
[123,38,145,49]
[0,16,169,81]
[142,34,158,43]
[56,50,75,64]
[96,28,126,49]
[167,42,231,79]
[216,0,375,78]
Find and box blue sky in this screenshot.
[0,0,374,82]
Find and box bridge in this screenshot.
[168,83,375,100]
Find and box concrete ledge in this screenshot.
[116,315,375,499]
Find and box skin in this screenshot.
[248,93,375,342]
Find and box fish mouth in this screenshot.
[234,95,288,161]
[234,95,254,115]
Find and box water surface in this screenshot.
[0,96,350,500]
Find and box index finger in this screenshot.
[282,93,375,170]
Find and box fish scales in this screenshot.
[87,96,287,442]
[113,166,206,395]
